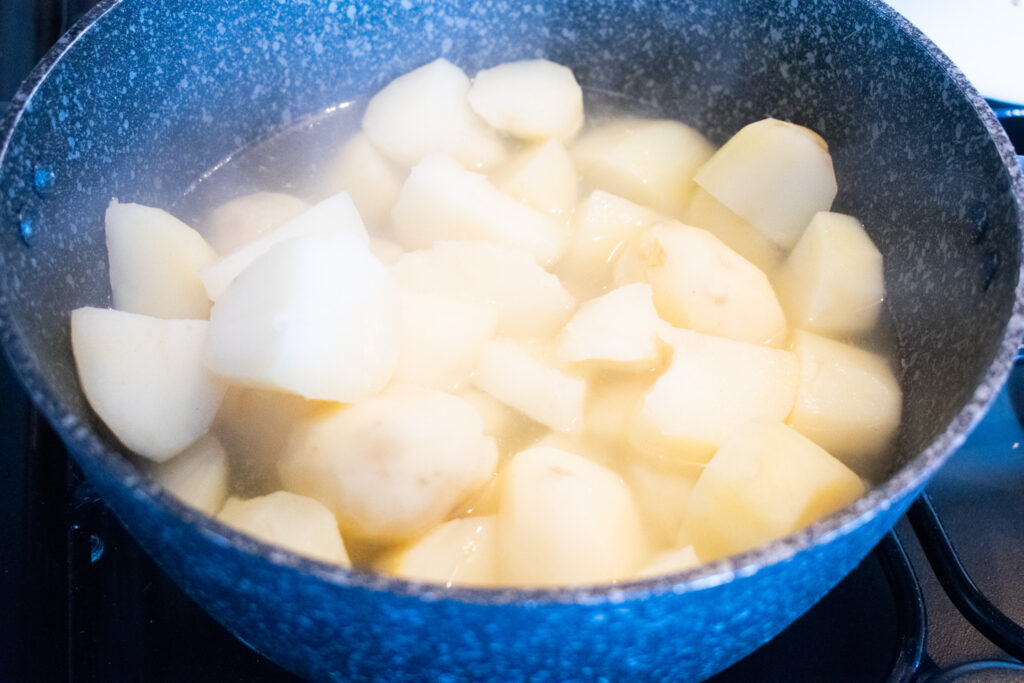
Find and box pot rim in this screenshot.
[2,0,1023,607]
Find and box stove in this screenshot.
[2,3,1023,681]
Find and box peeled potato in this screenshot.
[614,222,787,346]
[694,118,837,249]
[572,118,714,218]
[149,434,229,515]
[206,230,399,403]
[473,340,586,434]
[217,491,350,565]
[381,516,499,587]
[498,446,648,586]
[468,59,583,142]
[630,327,799,464]
[493,138,578,217]
[202,192,369,301]
[279,389,498,542]
[391,241,574,340]
[362,58,506,169]
[774,211,885,337]
[71,307,226,462]
[203,192,310,256]
[788,330,902,479]
[457,387,545,457]
[683,188,783,275]
[584,370,660,445]
[636,546,700,579]
[684,419,866,561]
[368,237,404,265]
[623,457,701,546]
[556,283,661,367]
[105,201,216,320]
[392,154,567,265]
[319,132,405,229]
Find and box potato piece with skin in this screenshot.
[493,138,578,217]
[556,283,661,367]
[630,327,799,464]
[202,192,369,301]
[683,188,784,276]
[788,330,902,479]
[279,389,498,542]
[695,118,837,249]
[362,58,507,169]
[320,132,405,229]
[381,516,499,587]
[149,435,229,516]
[684,419,866,561]
[105,201,216,320]
[394,290,498,391]
[473,340,586,434]
[498,446,648,586]
[775,212,885,336]
[205,230,399,403]
[614,222,787,346]
[636,546,700,579]
[468,59,583,142]
[623,457,701,546]
[392,154,567,265]
[391,241,575,340]
[203,192,310,256]
[572,118,714,219]
[217,491,350,566]
[71,307,226,462]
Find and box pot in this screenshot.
[2,0,1023,680]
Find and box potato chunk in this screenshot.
[473,340,586,433]
[614,222,787,346]
[149,434,229,515]
[468,59,583,141]
[279,390,498,542]
[630,327,799,464]
[206,230,399,403]
[202,192,369,301]
[683,188,783,275]
[684,420,866,561]
[319,132,405,229]
[556,283,660,367]
[381,516,499,587]
[636,546,700,579]
[457,387,545,456]
[71,307,226,462]
[584,370,659,444]
[623,457,701,546]
[572,118,714,218]
[694,118,837,249]
[392,154,567,264]
[391,241,574,340]
[368,237,404,265]
[774,212,885,336]
[394,290,498,391]
[493,138,578,217]
[498,446,648,586]
[788,330,902,479]
[203,192,309,256]
[362,58,506,169]
[105,201,216,319]
[217,491,350,565]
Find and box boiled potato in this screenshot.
[279,389,498,542]
[205,230,400,403]
[369,237,404,265]
[320,132,405,228]
[684,419,866,561]
[473,340,586,434]
[774,211,885,336]
[450,470,503,518]
[71,308,225,462]
[683,188,783,275]
[217,491,350,565]
[468,59,583,142]
[105,201,216,320]
[556,283,661,367]
[788,330,902,479]
[457,387,545,457]
[614,222,787,346]
[394,290,498,391]
[622,456,701,546]
[584,370,660,445]
[630,327,799,464]
[636,546,700,579]
[202,192,369,301]
[572,118,714,218]
[492,138,578,217]
[498,446,648,586]
[694,118,837,249]
[381,516,498,587]
[149,434,228,516]
[391,241,575,340]
[203,192,309,256]
[392,154,567,265]
[362,58,506,169]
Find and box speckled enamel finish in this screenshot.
[2,1,1023,680]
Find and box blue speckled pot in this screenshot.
[2,1,1023,680]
